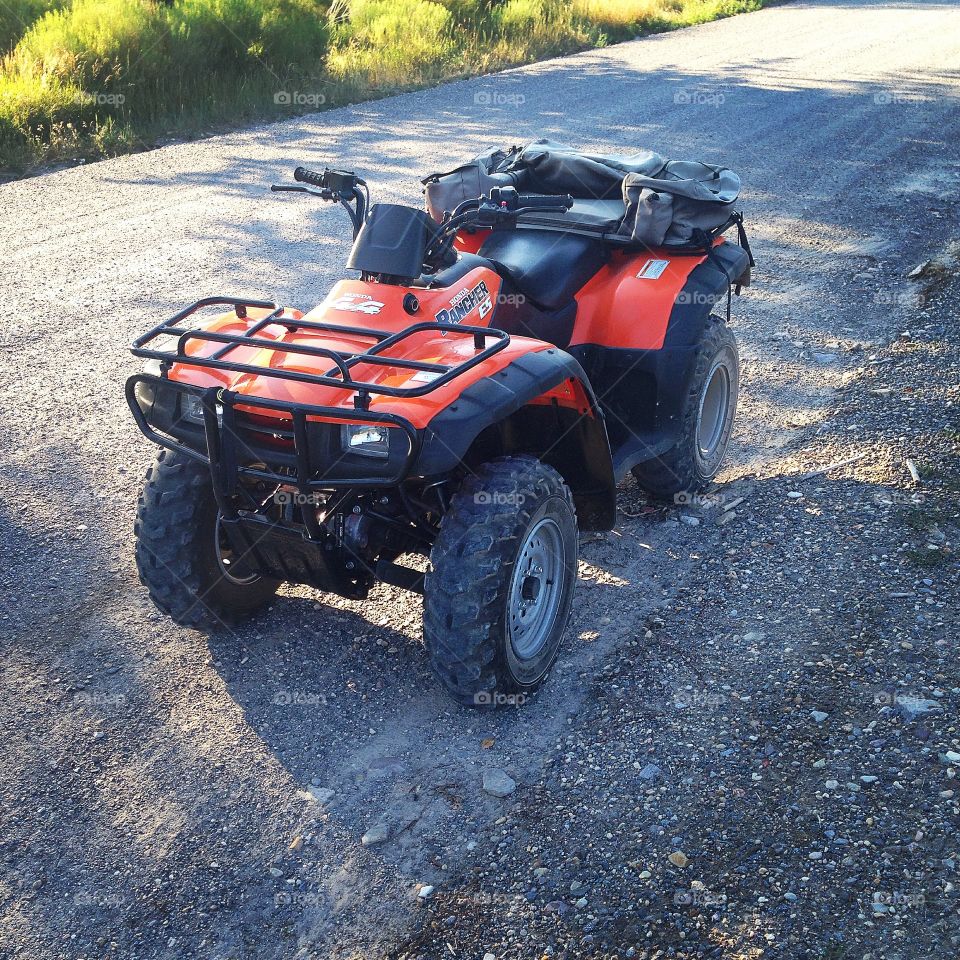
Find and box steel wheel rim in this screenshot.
[507,517,565,661]
[697,361,730,459]
[215,513,260,585]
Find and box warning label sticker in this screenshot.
[636,259,670,280]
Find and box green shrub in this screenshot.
[168,0,328,74]
[327,0,454,89]
[0,0,329,171]
[491,0,587,56]
[8,0,164,88]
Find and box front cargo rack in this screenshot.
[127,296,514,503]
[131,296,510,412]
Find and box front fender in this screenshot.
[415,349,617,530]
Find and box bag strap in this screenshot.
[690,213,753,326]
[731,211,755,268]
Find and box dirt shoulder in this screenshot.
[393,258,960,959]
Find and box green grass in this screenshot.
[0,0,766,176]
[0,0,71,55]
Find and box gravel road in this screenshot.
[2,1,959,957]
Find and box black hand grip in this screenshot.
[294,166,325,187]
[518,193,574,209]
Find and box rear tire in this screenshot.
[424,456,578,707]
[632,317,739,500]
[135,449,279,628]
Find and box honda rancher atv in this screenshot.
[126,140,753,707]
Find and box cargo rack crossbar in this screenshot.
[131,296,510,411]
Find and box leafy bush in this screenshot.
[327,0,454,89]
[491,0,588,58]
[0,0,330,171]
[8,0,163,88]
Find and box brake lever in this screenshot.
[513,205,570,216]
[270,184,334,200]
[454,201,571,234]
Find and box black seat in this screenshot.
[478,228,607,311]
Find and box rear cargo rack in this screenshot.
[131,296,510,411]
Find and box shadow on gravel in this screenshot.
[86,57,960,318]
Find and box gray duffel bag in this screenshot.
[620,159,741,246]
[423,139,741,247]
[423,145,522,222]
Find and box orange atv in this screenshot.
[127,148,753,707]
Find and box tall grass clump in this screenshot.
[0,0,72,54]
[571,0,762,36]
[0,0,330,171]
[326,0,454,93]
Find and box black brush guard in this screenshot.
[126,297,509,594]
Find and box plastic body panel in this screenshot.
[571,248,709,350]
[162,269,535,431]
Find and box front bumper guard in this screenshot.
[126,373,419,523]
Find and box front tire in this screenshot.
[135,449,279,628]
[632,317,739,500]
[424,456,578,707]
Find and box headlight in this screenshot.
[180,393,206,425]
[341,423,390,459]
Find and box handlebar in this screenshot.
[273,165,575,275]
[516,193,575,210]
[423,189,574,270]
[275,165,367,236]
[488,185,573,212]
[294,166,324,187]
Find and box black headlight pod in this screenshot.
[341,423,391,459]
[179,392,206,425]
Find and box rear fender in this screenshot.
[571,237,750,351]
[416,349,616,530]
[569,240,751,479]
